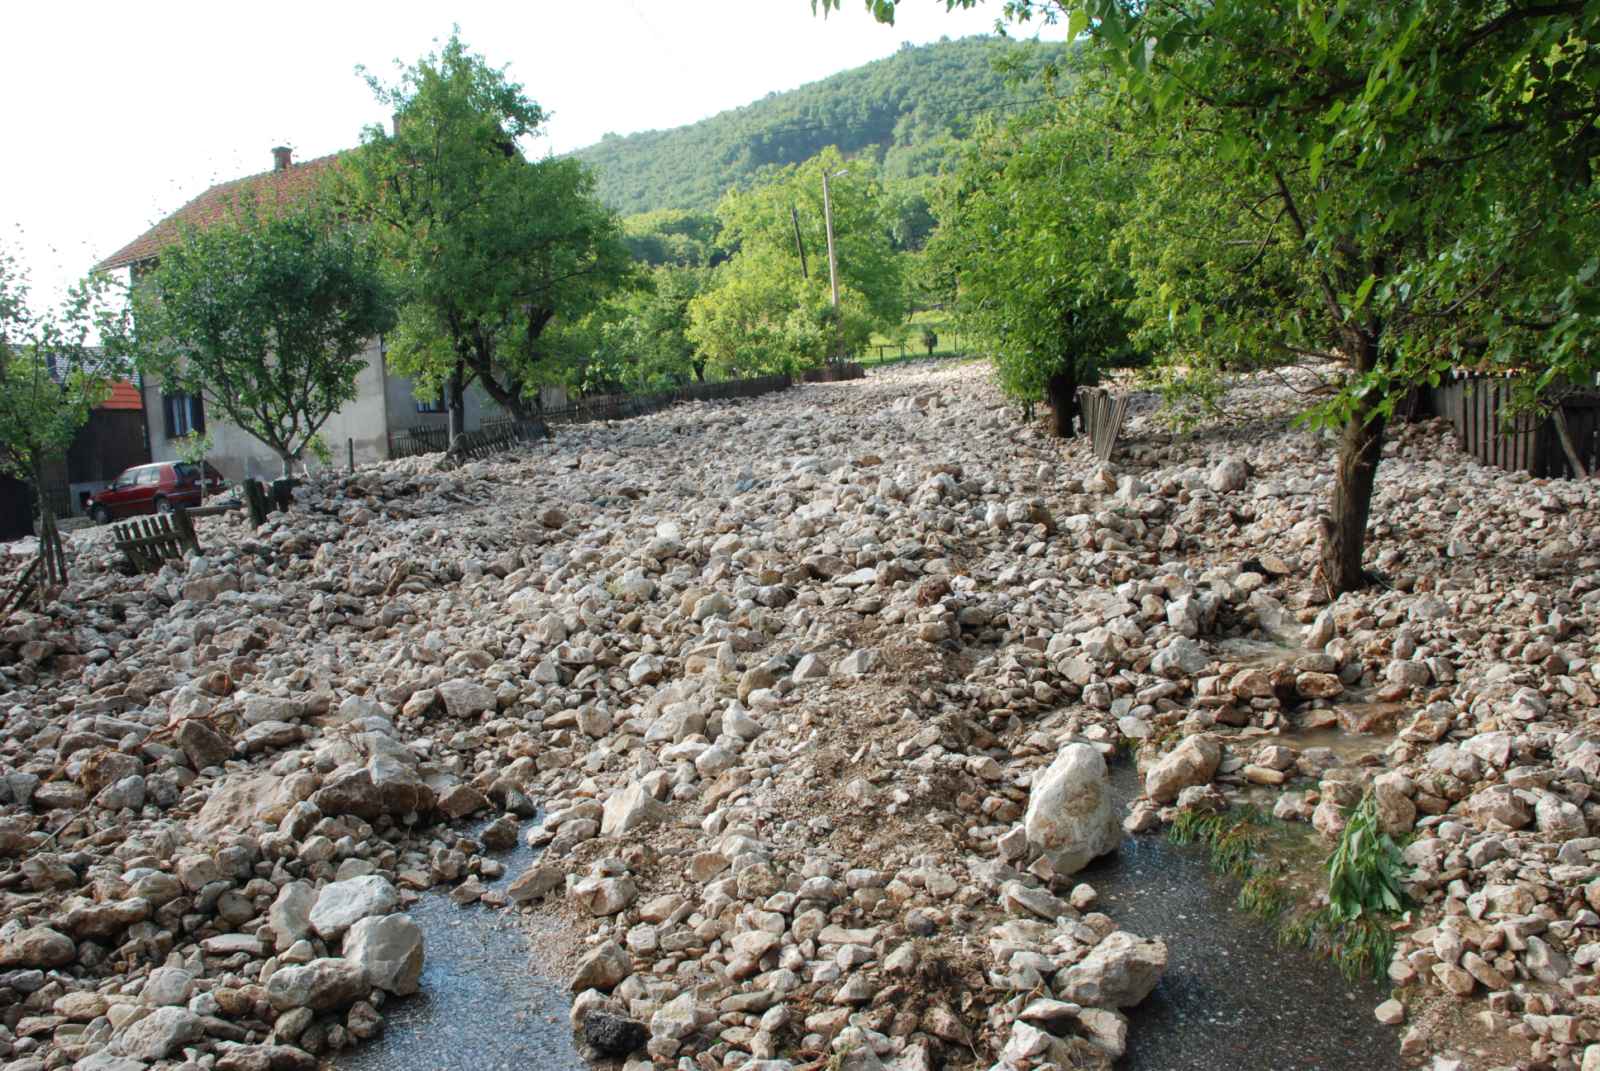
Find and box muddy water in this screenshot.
[337,825,584,1071]
[1086,762,1401,1071]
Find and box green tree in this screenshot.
[344,34,635,439]
[0,246,120,532]
[124,201,395,475]
[830,0,1600,594]
[690,148,904,374]
[928,68,1142,436]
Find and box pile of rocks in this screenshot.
[0,358,1596,1071]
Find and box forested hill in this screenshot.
[569,36,1062,215]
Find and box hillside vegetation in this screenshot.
[569,36,1062,215]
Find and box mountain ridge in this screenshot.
[567,35,1063,216]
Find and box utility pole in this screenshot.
[790,205,809,280]
[822,169,847,364]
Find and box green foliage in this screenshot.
[1164,793,1407,983]
[1167,806,1268,880]
[172,431,213,468]
[343,33,635,419]
[1326,794,1411,923]
[543,265,713,394]
[0,248,123,500]
[689,148,904,375]
[121,199,394,473]
[1280,908,1398,985]
[829,0,1600,592]
[571,38,1064,216]
[928,60,1142,410]
[621,210,721,268]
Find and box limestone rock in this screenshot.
[1022,743,1121,877]
[1145,736,1221,804]
[343,913,424,996]
[309,875,400,939]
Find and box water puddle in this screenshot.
[336,822,583,1071]
[1085,762,1400,1071]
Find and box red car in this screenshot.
[89,462,227,523]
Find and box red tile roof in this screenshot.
[96,152,347,271]
[97,381,143,411]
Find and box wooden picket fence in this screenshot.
[1078,387,1131,462]
[113,510,202,573]
[1424,374,1600,478]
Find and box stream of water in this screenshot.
[1090,760,1401,1071]
[335,825,584,1071]
[333,758,1400,1071]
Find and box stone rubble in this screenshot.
[0,359,1595,1070]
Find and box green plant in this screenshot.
[173,431,213,468]
[1280,908,1397,984]
[1326,793,1411,923]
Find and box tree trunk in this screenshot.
[1319,333,1386,595]
[1046,368,1079,438]
[448,361,466,445]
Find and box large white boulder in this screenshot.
[1023,743,1121,876]
[343,913,424,995]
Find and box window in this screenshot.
[113,470,138,490]
[415,386,447,414]
[136,467,161,486]
[162,392,205,439]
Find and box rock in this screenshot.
[570,940,631,991]
[175,718,233,769]
[309,875,400,939]
[142,966,195,1006]
[1055,932,1167,1008]
[270,880,316,950]
[1207,458,1249,493]
[601,782,668,837]
[1022,743,1121,876]
[508,863,563,903]
[583,1011,648,1056]
[214,1046,319,1071]
[0,926,75,968]
[265,958,370,1012]
[1151,637,1209,678]
[438,679,496,718]
[120,1006,204,1060]
[650,991,700,1041]
[1373,772,1417,836]
[1145,735,1221,804]
[1374,999,1406,1025]
[343,913,424,995]
[572,875,639,916]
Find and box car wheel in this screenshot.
[155,496,173,514]
[91,505,110,525]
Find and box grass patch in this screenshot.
[1164,792,1408,983]
[1280,908,1397,984]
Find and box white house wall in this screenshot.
[143,337,392,480]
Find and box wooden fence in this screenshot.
[1078,387,1131,463]
[113,510,201,573]
[389,373,797,460]
[1424,375,1600,478]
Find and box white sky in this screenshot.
[3,1,1058,313]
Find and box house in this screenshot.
[0,374,151,541]
[96,146,529,482]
